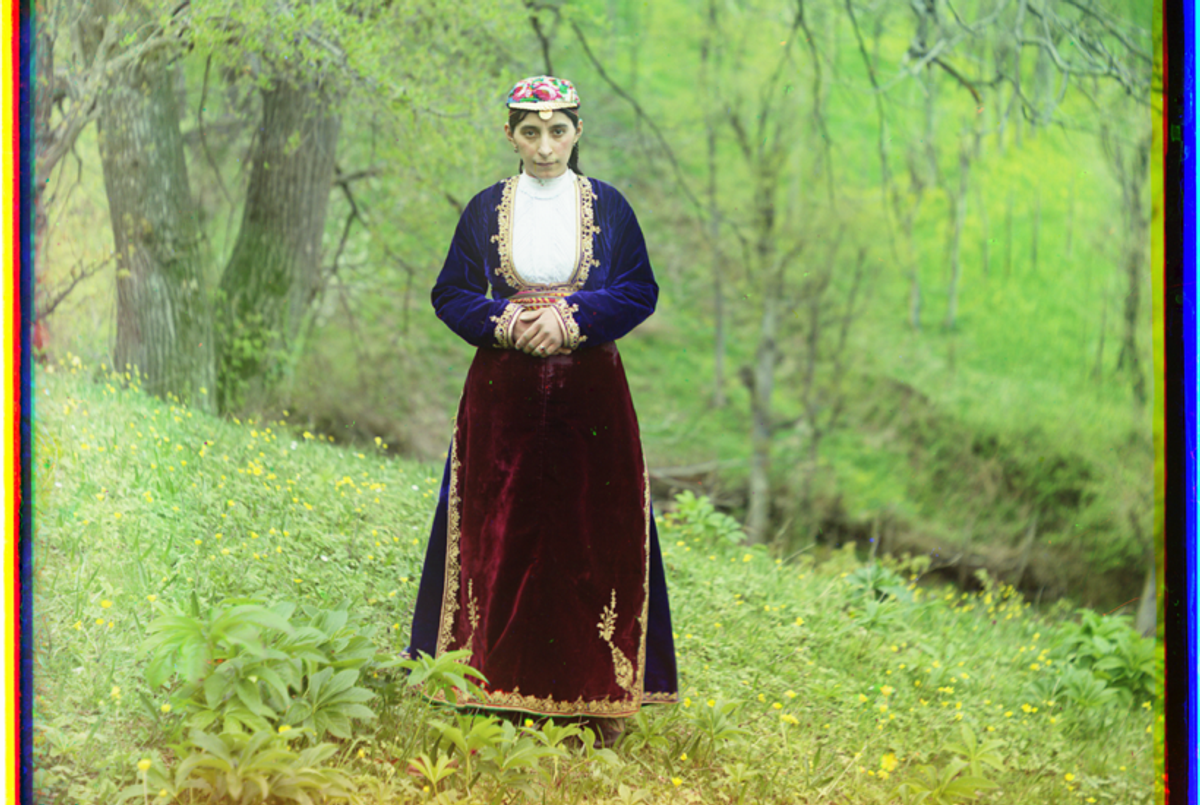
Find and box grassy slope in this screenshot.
[33,360,1156,804]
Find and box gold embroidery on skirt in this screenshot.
[429,686,641,717]
[436,431,463,656]
[466,579,480,651]
[636,456,651,698]
[598,589,637,696]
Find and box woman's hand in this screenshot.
[513,309,571,356]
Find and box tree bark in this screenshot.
[1012,511,1038,590]
[1135,559,1155,637]
[745,164,781,545]
[87,9,215,411]
[944,145,969,330]
[978,183,990,278]
[1109,130,1150,409]
[217,79,341,413]
[703,0,727,409]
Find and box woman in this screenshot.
[405,76,678,745]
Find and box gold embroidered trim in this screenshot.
[643,691,680,704]
[490,175,600,292]
[553,299,585,349]
[598,590,637,697]
[436,430,463,656]
[490,177,520,290]
[489,302,523,349]
[466,579,480,651]
[576,176,601,286]
[636,455,651,700]
[428,687,642,717]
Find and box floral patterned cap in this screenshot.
[506,75,580,120]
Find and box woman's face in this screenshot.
[505,111,582,180]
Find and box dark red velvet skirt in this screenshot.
[407,343,678,716]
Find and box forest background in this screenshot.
[35,0,1157,618]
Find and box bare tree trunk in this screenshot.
[1107,130,1151,409]
[902,148,925,331]
[84,2,215,411]
[1013,511,1038,590]
[217,78,341,413]
[703,0,727,409]
[945,145,970,330]
[1135,559,1155,637]
[745,166,781,545]
[978,183,990,278]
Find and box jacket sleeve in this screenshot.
[430,195,523,348]
[557,191,658,349]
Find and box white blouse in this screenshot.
[512,169,578,285]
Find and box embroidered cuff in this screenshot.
[552,298,586,350]
[490,302,524,349]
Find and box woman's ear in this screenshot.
[574,119,583,141]
[504,123,515,146]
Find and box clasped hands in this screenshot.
[513,308,572,357]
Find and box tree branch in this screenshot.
[568,19,706,219]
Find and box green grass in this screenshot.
[33,356,1158,804]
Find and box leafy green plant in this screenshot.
[121,728,357,804]
[722,761,762,805]
[407,751,459,794]
[142,598,380,742]
[429,712,506,793]
[1052,609,1160,704]
[394,648,489,702]
[622,707,678,753]
[845,563,914,603]
[1059,666,1121,709]
[943,724,1006,779]
[474,719,566,798]
[683,698,749,762]
[669,491,745,546]
[893,758,1000,805]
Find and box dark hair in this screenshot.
[508,108,583,175]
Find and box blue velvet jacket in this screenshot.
[431,174,658,349]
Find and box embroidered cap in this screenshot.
[506,75,580,120]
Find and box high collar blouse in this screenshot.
[512,169,579,286]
